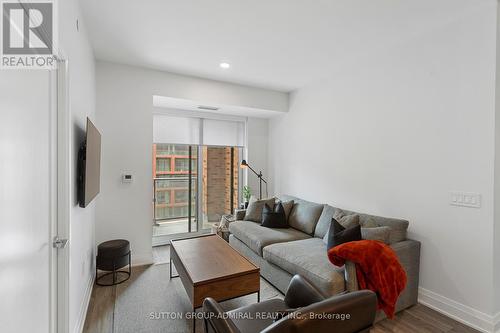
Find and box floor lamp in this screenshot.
[240,160,268,199]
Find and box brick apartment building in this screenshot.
[153,144,239,225]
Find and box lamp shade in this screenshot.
[240,160,248,168]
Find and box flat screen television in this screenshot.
[78,117,101,208]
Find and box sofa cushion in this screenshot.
[229,220,310,256]
[314,204,334,238]
[332,208,408,244]
[361,217,379,228]
[263,238,346,295]
[244,196,275,223]
[280,195,324,235]
[334,209,360,228]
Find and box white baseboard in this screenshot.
[418,287,499,333]
[73,274,94,333]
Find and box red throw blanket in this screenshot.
[327,240,407,318]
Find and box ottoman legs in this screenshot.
[96,252,131,286]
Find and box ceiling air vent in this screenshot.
[197,105,219,111]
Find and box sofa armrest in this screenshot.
[390,239,421,309]
[344,239,421,311]
[344,261,359,292]
[203,297,241,333]
[234,209,246,221]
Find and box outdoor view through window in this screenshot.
[152,144,240,238]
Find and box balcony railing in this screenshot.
[153,177,196,223]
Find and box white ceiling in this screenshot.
[80,0,485,92]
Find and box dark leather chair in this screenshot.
[203,275,377,333]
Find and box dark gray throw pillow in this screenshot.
[278,199,294,222]
[327,218,361,251]
[261,203,288,228]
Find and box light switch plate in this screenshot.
[450,192,481,208]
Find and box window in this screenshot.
[171,145,189,155]
[152,113,245,238]
[156,191,170,204]
[156,143,190,156]
[175,158,189,172]
[155,144,171,155]
[156,158,170,172]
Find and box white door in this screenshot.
[0,69,58,332]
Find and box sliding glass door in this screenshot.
[153,144,198,236]
[152,113,245,242]
[201,146,240,230]
[152,143,242,239]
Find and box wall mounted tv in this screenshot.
[78,117,101,208]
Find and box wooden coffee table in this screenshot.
[170,235,260,332]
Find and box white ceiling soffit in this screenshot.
[153,95,283,119]
[81,0,488,92]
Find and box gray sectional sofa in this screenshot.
[228,194,421,315]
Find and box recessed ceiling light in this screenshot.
[219,62,230,69]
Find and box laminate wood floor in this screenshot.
[83,245,479,333]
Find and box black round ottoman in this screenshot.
[96,239,131,286]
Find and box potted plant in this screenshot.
[242,186,251,208]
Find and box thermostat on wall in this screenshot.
[122,174,133,183]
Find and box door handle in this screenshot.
[53,236,68,249]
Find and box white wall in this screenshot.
[494,0,500,322]
[246,118,270,198]
[269,1,498,328]
[59,1,96,332]
[96,61,286,264]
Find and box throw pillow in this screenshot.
[244,196,275,223]
[334,209,360,229]
[361,226,391,244]
[278,199,294,221]
[360,217,379,228]
[359,218,391,244]
[261,203,288,228]
[326,218,361,250]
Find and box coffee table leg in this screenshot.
[257,290,260,303]
[169,258,179,278]
[193,307,196,333]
